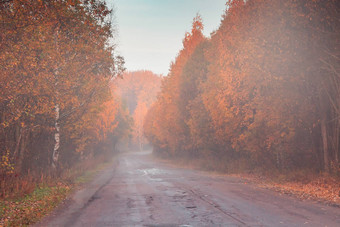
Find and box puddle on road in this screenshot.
[144,225,192,227]
[138,168,165,176]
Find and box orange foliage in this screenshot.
[114,70,161,149]
[0,0,128,183]
[144,15,206,157]
[144,0,340,175]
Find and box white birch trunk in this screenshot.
[52,104,60,169]
[52,27,60,170]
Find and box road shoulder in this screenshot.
[34,159,119,227]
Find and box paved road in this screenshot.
[39,151,340,227]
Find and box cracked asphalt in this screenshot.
[37,151,340,227]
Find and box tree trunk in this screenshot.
[52,104,60,170]
[17,129,28,174]
[276,148,280,170]
[13,126,22,161]
[13,125,22,173]
[13,126,28,174]
[52,27,60,171]
[138,124,143,151]
[321,117,330,173]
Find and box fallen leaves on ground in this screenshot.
[238,174,340,206]
[0,185,70,226]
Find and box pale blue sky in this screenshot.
[107,0,226,75]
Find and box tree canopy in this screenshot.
[144,0,340,174]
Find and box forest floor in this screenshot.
[0,155,117,227]
[236,173,340,207]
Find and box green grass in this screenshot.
[74,158,114,185]
[0,156,117,226]
[0,185,70,226]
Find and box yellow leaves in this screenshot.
[0,150,14,175]
[0,185,70,226]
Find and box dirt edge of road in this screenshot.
[241,174,340,208]
[34,158,119,227]
[152,155,340,208]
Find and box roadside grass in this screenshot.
[0,185,70,226]
[73,160,113,185]
[0,155,117,227]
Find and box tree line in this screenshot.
[0,0,130,195]
[114,70,161,151]
[144,0,340,175]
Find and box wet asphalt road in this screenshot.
[39,151,340,227]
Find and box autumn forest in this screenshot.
[0,0,340,224]
[145,0,340,175]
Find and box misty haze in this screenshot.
[0,0,339,226]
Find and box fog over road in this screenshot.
[39,151,340,227]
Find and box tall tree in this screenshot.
[114,70,161,149]
[0,0,126,177]
[146,0,339,175]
